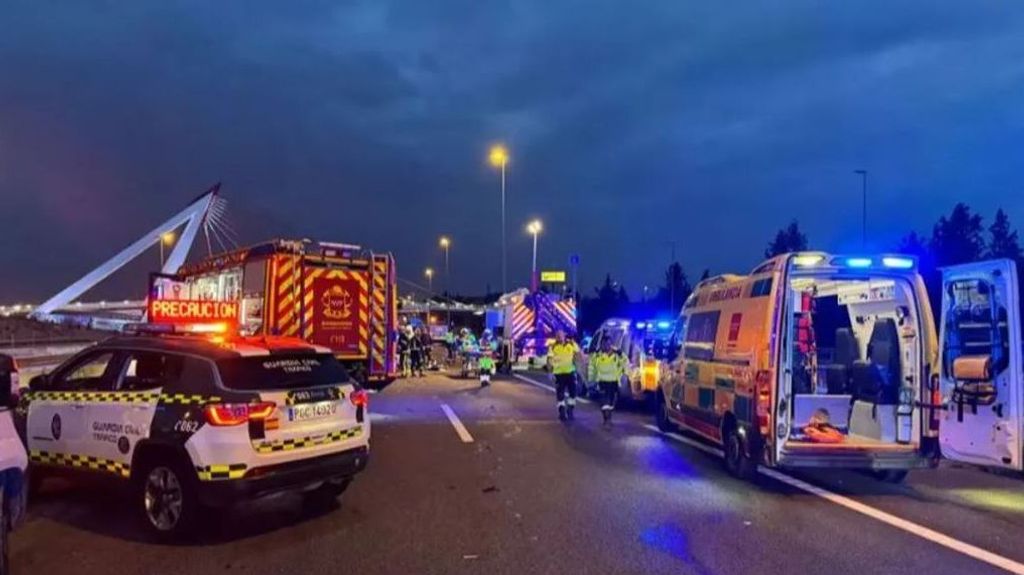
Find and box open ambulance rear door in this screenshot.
[938,259,1024,472]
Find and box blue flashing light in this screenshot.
[845,257,873,268]
[656,321,672,330]
[635,322,647,329]
[882,256,914,270]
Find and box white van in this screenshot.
[1,353,28,575]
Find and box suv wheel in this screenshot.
[138,459,200,540]
[1,489,8,575]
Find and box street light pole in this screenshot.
[439,236,451,328]
[527,220,542,293]
[501,161,506,294]
[160,232,175,267]
[854,169,867,249]
[425,268,434,294]
[489,145,509,294]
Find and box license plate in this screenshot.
[288,401,338,422]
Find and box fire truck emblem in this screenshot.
[322,285,354,320]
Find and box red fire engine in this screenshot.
[150,239,398,384]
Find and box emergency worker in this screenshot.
[588,337,627,424]
[409,327,425,377]
[546,329,580,421]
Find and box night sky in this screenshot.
[4,2,1024,303]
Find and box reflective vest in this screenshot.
[589,351,627,382]
[548,342,579,375]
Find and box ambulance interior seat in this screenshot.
[849,319,901,442]
[824,328,859,395]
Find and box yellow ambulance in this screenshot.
[656,252,941,482]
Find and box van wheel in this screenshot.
[1,489,8,575]
[874,470,909,484]
[724,427,758,480]
[655,392,676,433]
[137,458,202,541]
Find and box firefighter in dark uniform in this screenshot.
[588,337,627,424]
[546,329,580,421]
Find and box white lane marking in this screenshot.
[512,373,591,404]
[642,424,1024,575]
[440,403,474,443]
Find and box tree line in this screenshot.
[577,203,1022,334]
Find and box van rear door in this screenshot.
[938,259,1023,471]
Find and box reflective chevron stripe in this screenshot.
[30,450,130,478]
[252,425,363,454]
[24,391,160,403]
[22,391,219,405]
[195,463,248,481]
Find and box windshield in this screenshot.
[216,353,351,391]
[643,331,675,360]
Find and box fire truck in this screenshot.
[152,239,398,385]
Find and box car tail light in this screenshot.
[349,389,369,408]
[204,402,276,426]
[755,369,773,436]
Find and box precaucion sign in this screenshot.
[540,270,567,283]
[148,299,239,325]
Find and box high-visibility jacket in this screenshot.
[548,341,579,375]
[589,351,627,382]
[479,354,495,371]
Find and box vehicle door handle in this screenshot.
[71,404,87,410]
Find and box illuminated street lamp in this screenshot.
[439,236,451,288]
[159,231,175,266]
[438,236,452,326]
[527,219,543,292]
[424,267,434,293]
[489,144,510,293]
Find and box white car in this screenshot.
[1,353,28,575]
[16,334,370,540]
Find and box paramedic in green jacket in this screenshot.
[588,337,628,424]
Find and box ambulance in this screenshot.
[161,239,398,386]
[579,318,675,404]
[657,252,942,481]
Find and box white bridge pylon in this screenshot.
[32,183,220,317]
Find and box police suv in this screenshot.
[2,353,28,575]
[14,332,370,539]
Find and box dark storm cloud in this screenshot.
[3,1,1024,301]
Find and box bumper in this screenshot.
[777,448,929,471]
[197,446,369,507]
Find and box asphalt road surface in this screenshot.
[11,370,1024,575]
